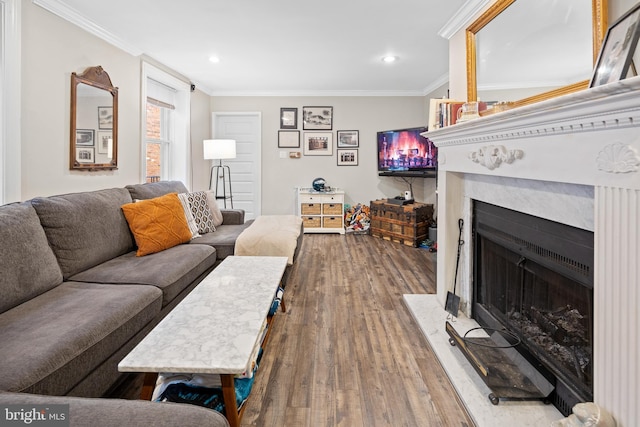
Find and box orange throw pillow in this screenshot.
[121,193,192,256]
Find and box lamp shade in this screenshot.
[203,139,236,160]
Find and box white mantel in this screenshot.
[425,77,640,427]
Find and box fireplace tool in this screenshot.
[445,218,464,319]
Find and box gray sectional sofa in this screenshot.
[0,180,255,426]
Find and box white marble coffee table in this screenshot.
[118,256,288,427]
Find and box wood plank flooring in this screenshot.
[240,234,474,427]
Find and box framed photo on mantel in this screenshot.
[590,2,640,87]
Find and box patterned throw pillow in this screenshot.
[177,194,201,239]
[181,191,216,234]
[121,193,192,256]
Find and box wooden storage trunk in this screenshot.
[369,199,434,247]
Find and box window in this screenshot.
[145,88,174,183]
[141,63,191,186]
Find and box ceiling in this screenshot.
[38,0,470,96]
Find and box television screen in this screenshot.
[377,127,437,173]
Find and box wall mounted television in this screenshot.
[377,127,437,177]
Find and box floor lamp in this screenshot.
[203,139,236,208]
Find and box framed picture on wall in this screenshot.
[98,106,113,129]
[337,130,359,147]
[278,130,300,148]
[303,132,333,156]
[76,129,95,146]
[303,106,333,130]
[280,108,298,129]
[337,148,358,166]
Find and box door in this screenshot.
[212,113,261,220]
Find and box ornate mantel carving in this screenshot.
[469,145,523,170]
[596,143,640,173]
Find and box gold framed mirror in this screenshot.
[70,66,118,171]
[466,0,608,110]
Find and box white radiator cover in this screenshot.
[425,77,640,427]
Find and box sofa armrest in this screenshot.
[221,209,245,225]
[0,391,229,427]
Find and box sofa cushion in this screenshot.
[0,282,162,395]
[121,193,192,256]
[206,191,224,226]
[0,202,64,314]
[189,221,254,260]
[125,181,189,200]
[69,244,217,306]
[31,188,135,279]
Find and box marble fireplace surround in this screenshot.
[423,77,640,426]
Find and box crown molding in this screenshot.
[208,89,427,97]
[32,0,143,56]
[422,73,450,96]
[438,0,492,40]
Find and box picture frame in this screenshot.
[98,106,113,129]
[303,106,333,130]
[280,107,298,129]
[303,132,333,156]
[278,130,300,148]
[337,148,358,166]
[337,130,359,147]
[97,131,112,154]
[75,147,95,163]
[590,3,640,87]
[75,129,95,146]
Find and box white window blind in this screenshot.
[147,78,176,110]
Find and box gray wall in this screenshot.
[210,96,437,215]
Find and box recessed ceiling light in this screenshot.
[382,55,398,63]
[209,56,220,63]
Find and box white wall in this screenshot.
[210,96,436,215]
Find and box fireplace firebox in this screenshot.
[472,201,594,416]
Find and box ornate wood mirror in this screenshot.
[466,0,608,110]
[70,66,118,170]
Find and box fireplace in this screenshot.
[472,201,594,415]
[423,77,640,426]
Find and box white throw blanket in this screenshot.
[234,215,303,265]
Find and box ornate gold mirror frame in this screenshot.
[466,0,608,109]
[70,66,118,171]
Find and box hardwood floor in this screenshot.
[240,234,474,427]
